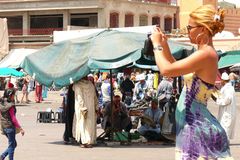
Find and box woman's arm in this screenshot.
[156,40,176,63]
[9,107,25,136]
[151,27,176,63]
[154,49,211,77]
[9,107,21,129]
[151,27,215,77]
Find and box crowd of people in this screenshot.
[0,76,48,104]
[0,67,238,157]
[62,70,182,147]
[61,67,239,150]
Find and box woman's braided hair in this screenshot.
[190,5,225,36]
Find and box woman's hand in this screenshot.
[150,27,168,47]
[20,128,25,136]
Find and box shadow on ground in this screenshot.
[47,140,175,149]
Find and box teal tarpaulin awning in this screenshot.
[218,50,240,69]
[0,68,24,77]
[21,30,145,87]
[21,29,194,88]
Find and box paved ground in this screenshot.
[0,90,239,160]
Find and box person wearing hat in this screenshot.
[101,95,132,137]
[215,72,237,140]
[8,82,20,104]
[87,74,94,84]
[229,72,239,87]
[137,97,164,141]
[133,73,148,101]
[146,70,154,89]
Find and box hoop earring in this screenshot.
[195,33,209,45]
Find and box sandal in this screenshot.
[80,144,93,148]
[80,144,88,148]
[87,144,93,148]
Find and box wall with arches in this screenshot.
[224,8,240,36]
[106,0,178,32]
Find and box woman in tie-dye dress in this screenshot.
[151,5,234,160]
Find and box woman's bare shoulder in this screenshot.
[202,46,218,60]
[195,46,218,83]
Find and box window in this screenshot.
[110,12,119,28]
[70,13,97,27]
[125,13,134,27]
[30,14,63,28]
[139,15,148,26]
[164,17,172,33]
[30,14,63,34]
[1,16,23,35]
[152,16,160,25]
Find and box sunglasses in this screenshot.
[186,25,201,32]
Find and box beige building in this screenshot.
[223,8,240,35]
[0,0,239,51]
[179,0,240,36]
[178,0,217,30]
[0,0,179,36]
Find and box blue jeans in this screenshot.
[1,128,17,160]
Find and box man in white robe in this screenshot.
[216,72,237,139]
[146,70,154,89]
[73,78,98,147]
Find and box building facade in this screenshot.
[179,0,240,36]
[222,8,240,35]
[0,0,179,36]
[178,0,217,30]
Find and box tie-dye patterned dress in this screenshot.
[175,73,233,160]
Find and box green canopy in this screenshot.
[218,50,240,69]
[21,29,194,88]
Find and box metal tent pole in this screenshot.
[109,69,114,140]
